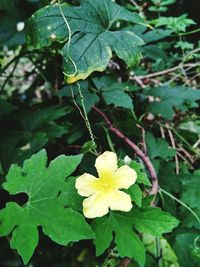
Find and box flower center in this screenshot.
[95,173,117,193]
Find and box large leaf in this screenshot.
[26,0,144,83]
[92,207,178,266]
[92,212,146,267]
[0,150,93,264]
[145,86,200,119]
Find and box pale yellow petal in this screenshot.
[95,151,118,177]
[108,190,133,212]
[114,165,137,189]
[83,192,109,218]
[75,173,98,197]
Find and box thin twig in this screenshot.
[0,50,46,75]
[177,147,195,164]
[132,75,146,88]
[193,138,200,149]
[136,124,147,155]
[160,125,166,139]
[167,64,197,84]
[184,73,200,86]
[129,0,140,9]
[92,106,159,195]
[166,124,179,175]
[1,59,19,91]
[176,151,192,166]
[183,48,200,60]
[132,63,200,80]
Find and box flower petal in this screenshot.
[108,190,133,212]
[114,165,137,189]
[83,192,109,218]
[75,173,98,197]
[95,151,118,177]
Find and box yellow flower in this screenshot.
[75,151,137,218]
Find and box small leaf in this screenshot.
[130,161,151,186]
[179,121,200,137]
[131,207,179,236]
[153,15,196,33]
[103,90,133,109]
[127,184,143,207]
[145,132,176,159]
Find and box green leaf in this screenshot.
[92,212,145,267]
[0,1,26,48]
[130,161,151,186]
[143,44,167,61]
[76,88,99,113]
[0,100,16,119]
[131,207,179,236]
[26,0,144,83]
[181,171,200,218]
[145,132,176,159]
[143,234,179,267]
[59,176,83,212]
[142,29,172,43]
[179,121,200,137]
[146,86,200,119]
[127,184,143,207]
[93,76,136,92]
[81,141,97,154]
[0,132,48,173]
[0,106,68,172]
[103,90,133,109]
[153,15,196,33]
[17,106,67,132]
[174,233,200,267]
[94,76,136,109]
[0,150,93,264]
[103,30,142,67]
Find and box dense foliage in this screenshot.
[0,0,200,266]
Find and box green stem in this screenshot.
[155,237,161,266]
[58,1,77,77]
[179,27,200,36]
[104,127,116,152]
[160,188,200,225]
[76,83,98,154]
